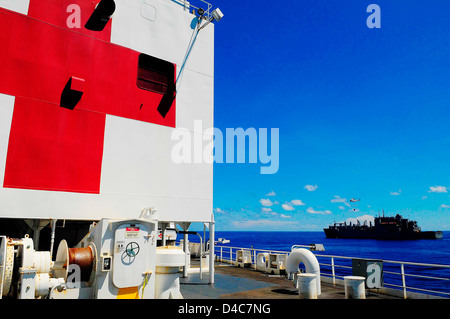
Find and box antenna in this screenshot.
[176,7,224,91]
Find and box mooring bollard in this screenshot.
[297,273,318,299]
[344,276,366,299]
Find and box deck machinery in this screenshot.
[0,0,221,299]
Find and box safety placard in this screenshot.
[115,241,125,253]
[125,227,140,238]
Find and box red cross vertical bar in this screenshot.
[0,1,176,194]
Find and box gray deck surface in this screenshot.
[180,264,398,299]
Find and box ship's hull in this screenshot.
[324,228,443,240]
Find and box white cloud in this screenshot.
[304,185,318,192]
[280,214,292,219]
[331,195,351,207]
[331,195,346,203]
[214,207,224,214]
[282,204,295,211]
[307,207,332,215]
[291,199,306,206]
[422,196,428,200]
[261,207,272,213]
[428,186,448,193]
[266,190,276,196]
[231,220,297,229]
[338,206,345,210]
[390,190,402,196]
[260,199,274,206]
[440,204,450,208]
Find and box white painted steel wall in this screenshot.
[0,0,30,14]
[0,0,214,223]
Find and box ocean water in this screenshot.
[194,231,450,296]
[214,231,450,264]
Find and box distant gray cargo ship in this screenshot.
[324,214,443,239]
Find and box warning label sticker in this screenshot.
[116,241,125,253]
[125,227,140,238]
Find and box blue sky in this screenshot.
[210,0,450,231]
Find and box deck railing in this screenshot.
[214,245,450,299]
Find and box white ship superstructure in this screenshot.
[0,0,222,299]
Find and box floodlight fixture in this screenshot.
[198,7,224,31]
[212,8,224,21]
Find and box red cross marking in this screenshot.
[0,1,176,194]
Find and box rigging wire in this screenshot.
[176,15,204,93]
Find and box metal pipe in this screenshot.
[401,263,407,299]
[49,219,58,258]
[33,227,41,250]
[209,215,215,284]
[183,233,188,278]
[281,248,321,295]
[161,223,166,247]
[331,257,336,285]
[197,233,202,280]
[177,230,203,280]
[203,224,206,252]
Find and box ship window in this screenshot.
[137,54,175,95]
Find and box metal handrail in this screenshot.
[214,245,450,299]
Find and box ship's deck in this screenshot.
[180,263,398,299]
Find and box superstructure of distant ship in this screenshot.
[324,213,443,239]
